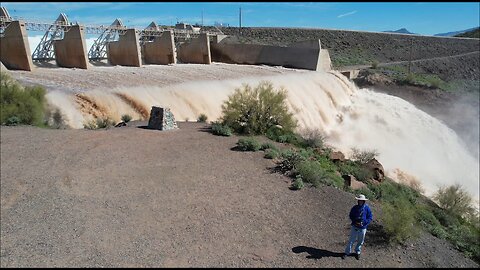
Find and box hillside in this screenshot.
[437,27,480,37]
[1,123,478,267]
[455,27,480,38]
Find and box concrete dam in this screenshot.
[0,7,332,72]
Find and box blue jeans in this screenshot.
[345,225,367,255]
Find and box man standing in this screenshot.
[342,194,373,260]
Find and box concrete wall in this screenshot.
[220,27,480,66]
[143,31,176,65]
[54,25,88,69]
[0,20,33,71]
[211,39,329,71]
[107,29,142,67]
[177,33,211,64]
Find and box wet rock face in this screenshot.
[147,106,178,130]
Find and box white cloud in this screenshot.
[337,10,357,18]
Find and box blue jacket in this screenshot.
[349,204,373,229]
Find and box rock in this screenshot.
[147,106,178,131]
[115,121,127,127]
[330,151,345,162]
[366,158,385,182]
[342,174,367,190]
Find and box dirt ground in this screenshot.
[0,122,478,268]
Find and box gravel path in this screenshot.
[1,123,478,267]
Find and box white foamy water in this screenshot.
[45,70,480,201]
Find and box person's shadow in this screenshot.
[292,246,344,260]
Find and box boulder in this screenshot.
[147,106,178,131]
[366,158,385,182]
[342,174,367,190]
[330,151,346,162]
[115,121,127,127]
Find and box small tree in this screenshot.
[351,148,379,164]
[221,81,297,135]
[197,113,208,123]
[433,184,476,218]
[121,114,132,123]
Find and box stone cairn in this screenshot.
[147,106,178,130]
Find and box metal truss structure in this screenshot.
[31,13,70,62]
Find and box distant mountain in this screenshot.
[434,27,479,37]
[455,27,480,38]
[383,28,417,35]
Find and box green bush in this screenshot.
[433,184,476,219]
[236,137,261,151]
[337,160,373,182]
[96,117,115,129]
[52,109,64,128]
[381,198,420,243]
[83,119,97,130]
[221,81,297,135]
[447,224,480,262]
[295,160,343,188]
[291,175,305,190]
[299,128,326,148]
[1,72,46,126]
[197,113,208,123]
[121,114,132,123]
[351,148,378,164]
[260,142,277,151]
[368,178,419,204]
[264,148,280,159]
[6,116,20,126]
[278,149,306,173]
[211,122,232,136]
[371,60,379,69]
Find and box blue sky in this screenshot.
[2,2,479,36]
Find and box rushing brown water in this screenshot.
[45,70,479,202]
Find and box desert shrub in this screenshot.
[266,125,286,141]
[381,198,420,243]
[371,60,379,69]
[121,114,132,123]
[197,113,208,123]
[96,117,115,129]
[295,160,344,188]
[221,81,297,135]
[278,149,306,173]
[415,205,447,238]
[338,160,373,182]
[52,109,64,128]
[299,128,326,149]
[1,73,46,126]
[264,148,280,159]
[447,224,480,262]
[260,141,277,151]
[83,119,98,130]
[6,116,20,126]
[236,137,261,151]
[368,179,420,204]
[211,122,232,136]
[433,184,476,219]
[291,175,305,190]
[351,148,378,164]
[431,206,462,228]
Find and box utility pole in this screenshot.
[239,7,242,35]
[202,9,204,26]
